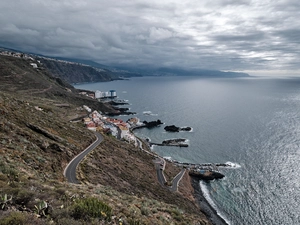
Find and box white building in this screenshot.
[30,63,38,69]
[110,90,117,97]
[95,90,104,99]
[83,105,92,112]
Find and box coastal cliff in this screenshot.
[0,55,213,224]
[38,57,118,84]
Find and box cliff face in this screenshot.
[38,57,118,83]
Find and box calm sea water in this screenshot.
[75,76,300,225]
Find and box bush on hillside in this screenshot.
[71,197,112,222]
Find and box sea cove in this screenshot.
[75,76,300,225]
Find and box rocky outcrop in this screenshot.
[150,138,189,147]
[142,120,163,128]
[189,169,225,180]
[130,120,163,131]
[105,106,136,116]
[26,123,65,143]
[164,125,192,132]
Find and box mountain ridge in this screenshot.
[0,46,249,84]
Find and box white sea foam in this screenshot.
[200,181,231,225]
[225,161,241,168]
[143,111,158,116]
[232,187,246,193]
[163,156,172,161]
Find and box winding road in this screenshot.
[153,157,186,192]
[64,130,184,191]
[64,132,103,184]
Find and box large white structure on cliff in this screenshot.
[95,90,117,99]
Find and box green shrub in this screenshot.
[0,194,12,210]
[140,206,150,216]
[0,212,26,225]
[15,190,34,206]
[71,197,112,221]
[128,219,141,225]
[54,218,82,225]
[34,200,49,218]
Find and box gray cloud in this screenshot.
[1,0,300,74]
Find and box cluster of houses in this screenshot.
[0,50,34,60]
[79,90,117,100]
[0,49,95,71]
[0,50,40,69]
[82,105,142,146]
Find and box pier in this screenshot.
[165,159,233,171]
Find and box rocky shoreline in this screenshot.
[131,120,228,225]
[191,178,228,225]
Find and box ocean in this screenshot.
[75,76,300,225]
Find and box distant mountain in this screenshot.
[0,46,249,85]
[153,67,249,77]
[51,57,112,70]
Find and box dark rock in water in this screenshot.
[164,125,180,132]
[164,125,192,132]
[106,111,136,116]
[142,120,163,128]
[189,169,225,180]
[150,138,188,147]
[131,120,163,131]
[109,100,129,105]
[181,126,192,131]
[106,106,136,116]
[162,138,186,145]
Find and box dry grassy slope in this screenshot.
[0,55,212,224]
[0,92,95,181]
[81,135,191,205]
[80,135,211,223]
[0,55,119,114]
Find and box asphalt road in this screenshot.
[169,168,186,192]
[154,158,167,186]
[153,157,186,191]
[64,132,103,184]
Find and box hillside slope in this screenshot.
[0,55,211,224]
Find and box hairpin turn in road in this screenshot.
[64,132,103,184]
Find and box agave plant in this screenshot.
[0,194,12,210]
[34,200,48,217]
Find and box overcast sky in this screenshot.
[1,0,300,75]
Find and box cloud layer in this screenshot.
[1,0,300,73]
